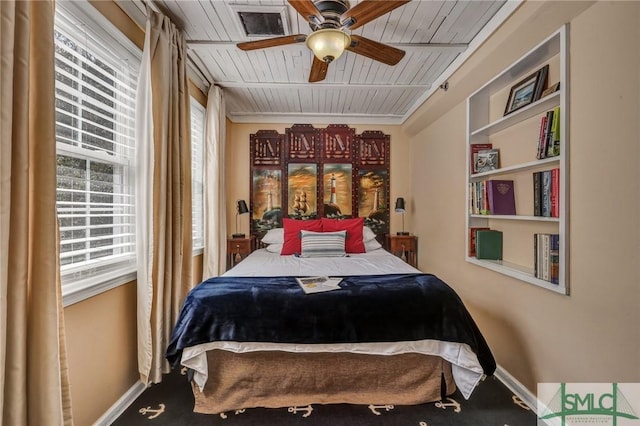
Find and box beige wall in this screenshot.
[407,0,640,392]
[64,283,138,426]
[64,255,204,425]
[225,123,413,237]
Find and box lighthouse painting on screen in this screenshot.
[251,169,282,233]
[358,170,388,235]
[323,164,352,217]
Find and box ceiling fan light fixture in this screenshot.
[305,29,351,63]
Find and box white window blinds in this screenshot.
[54,2,141,287]
[191,98,205,251]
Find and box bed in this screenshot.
[166,229,496,415]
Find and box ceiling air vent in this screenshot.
[238,12,283,36]
[230,5,291,38]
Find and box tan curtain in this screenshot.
[202,85,227,279]
[135,7,193,385]
[0,1,73,425]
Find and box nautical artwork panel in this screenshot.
[288,164,317,219]
[358,170,388,236]
[323,164,352,217]
[250,125,390,239]
[251,169,282,233]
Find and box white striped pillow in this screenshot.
[299,230,347,258]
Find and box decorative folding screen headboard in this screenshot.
[250,124,390,241]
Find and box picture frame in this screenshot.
[504,64,549,116]
[475,148,500,173]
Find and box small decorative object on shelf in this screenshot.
[470,143,493,174]
[386,234,418,268]
[227,236,255,270]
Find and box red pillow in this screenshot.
[321,217,366,253]
[281,218,323,255]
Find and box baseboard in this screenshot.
[494,364,540,416]
[93,380,146,426]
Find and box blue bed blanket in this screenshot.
[166,273,496,376]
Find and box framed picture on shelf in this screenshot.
[504,64,549,116]
[475,149,500,172]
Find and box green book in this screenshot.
[548,106,560,157]
[475,230,503,260]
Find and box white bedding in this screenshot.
[182,248,485,399]
[222,247,421,277]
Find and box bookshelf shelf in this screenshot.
[465,25,569,295]
[470,214,560,222]
[470,92,560,138]
[470,157,559,180]
[466,257,565,293]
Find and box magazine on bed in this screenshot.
[295,276,343,294]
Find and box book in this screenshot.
[475,230,503,260]
[550,234,559,284]
[537,110,555,159]
[486,179,516,215]
[536,115,548,160]
[470,143,492,174]
[550,168,560,217]
[533,172,542,216]
[475,149,500,173]
[468,227,490,257]
[534,233,559,283]
[541,171,552,217]
[547,106,560,157]
[541,233,550,281]
[295,276,342,294]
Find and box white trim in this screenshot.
[62,270,136,307]
[92,380,147,426]
[494,364,540,415]
[228,112,404,125]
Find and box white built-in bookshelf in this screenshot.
[465,25,569,295]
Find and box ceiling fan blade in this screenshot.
[347,35,405,66]
[309,56,329,82]
[341,0,411,30]
[288,0,324,25]
[237,34,306,51]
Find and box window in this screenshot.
[191,98,205,251]
[54,1,141,298]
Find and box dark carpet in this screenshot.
[111,369,536,425]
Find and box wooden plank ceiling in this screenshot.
[117,0,511,124]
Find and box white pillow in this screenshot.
[299,230,347,258]
[265,243,283,253]
[365,238,382,252]
[363,226,377,242]
[261,227,284,244]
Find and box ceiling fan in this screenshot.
[237,0,411,82]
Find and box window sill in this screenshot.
[62,268,137,307]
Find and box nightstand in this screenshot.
[227,236,255,269]
[386,234,418,268]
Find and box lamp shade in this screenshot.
[394,197,406,213]
[306,29,351,63]
[237,199,249,214]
